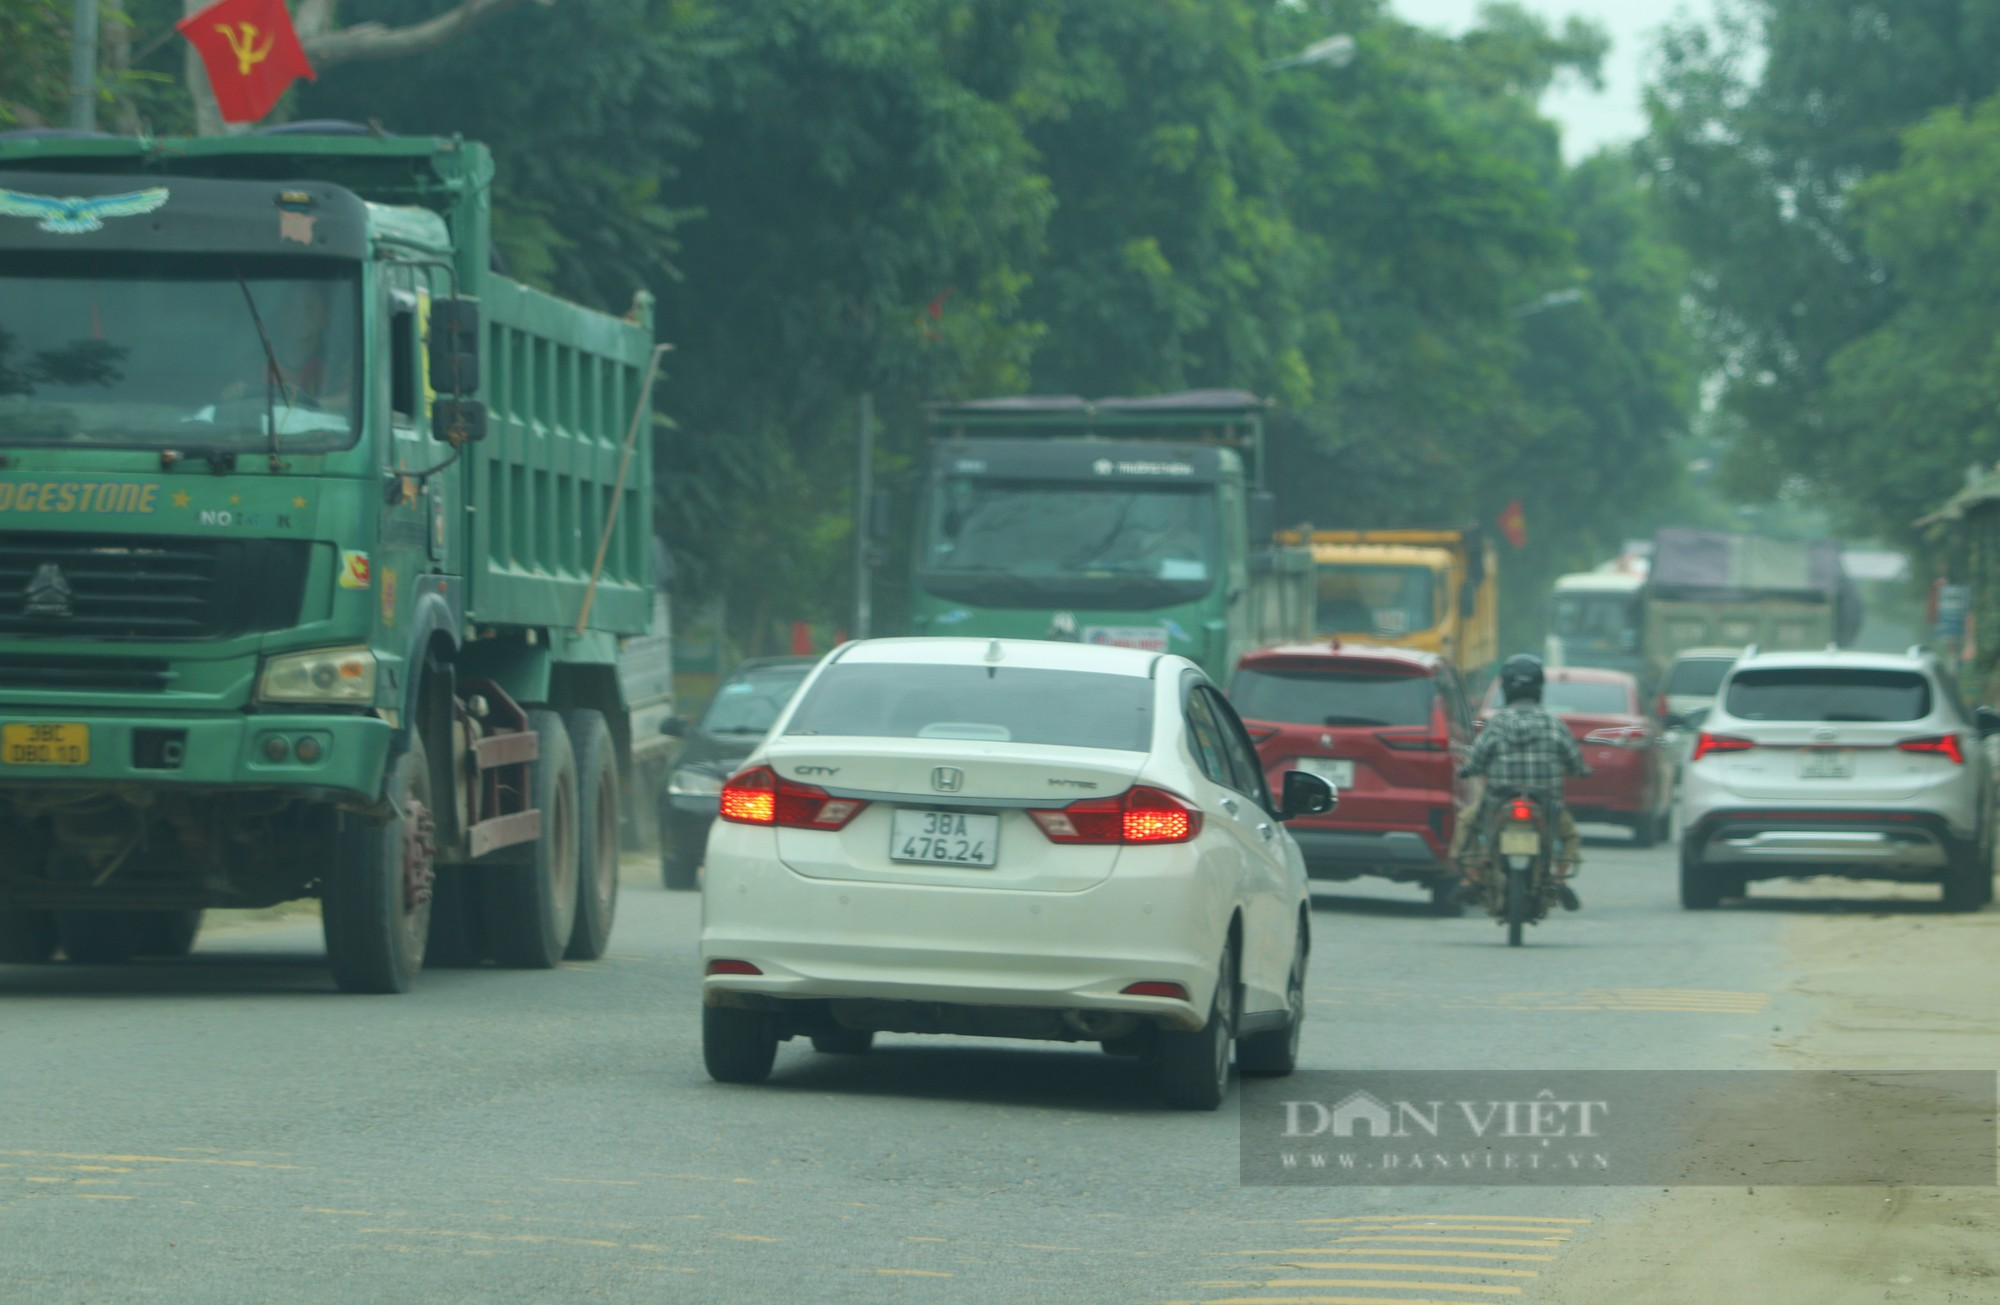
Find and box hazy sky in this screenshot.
[1390,0,1718,159]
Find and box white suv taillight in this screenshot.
[1692,732,1756,762]
[718,765,868,829]
[1029,786,1203,845]
[1897,734,1965,765]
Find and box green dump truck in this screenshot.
[0,128,670,992]
[908,391,1314,677]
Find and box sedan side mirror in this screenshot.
[1976,706,2000,738]
[659,715,688,738]
[1278,770,1336,822]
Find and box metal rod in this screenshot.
[69,0,100,132]
[576,344,672,635]
[854,392,874,641]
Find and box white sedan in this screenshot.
[698,637,1334,1110]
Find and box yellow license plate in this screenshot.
[2,723,90,767]
[1499,826,1542,856]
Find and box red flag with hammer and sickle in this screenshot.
[177,0,317,125]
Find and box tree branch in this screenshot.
[302,0,552,70]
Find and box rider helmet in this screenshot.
[1499,653,1545,704]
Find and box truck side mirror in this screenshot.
[1249,490,1277,544]
[433,399,488,443]
[428,298,481,396]
[659,715,688,738]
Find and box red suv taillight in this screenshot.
[1029,786,1203,845]
[717,765,869,829]
[1898,734,1965,765]
[1692,732,1756,762]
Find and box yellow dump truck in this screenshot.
[1289,529,1500,685]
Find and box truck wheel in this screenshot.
[57,909,201,963]
[1158,945,1235,1110]
[704,1004,779,1083]
[563,709,620,960]
[484,709,579,969]
[1680,842,1722,910]
[0,908,59,963]
[324,735,435,994]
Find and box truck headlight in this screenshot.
[669,767,724,797]
[258,647,378,704]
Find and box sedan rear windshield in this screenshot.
[1229,668,1436,727]
[783,664,1154,751]
[1724,668,1932,723]
[1663,658,1734,697]
[701,665,813,736]
[1482,679,1631,715]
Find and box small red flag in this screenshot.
[1498,499,1527,549]
[178,0,316,126]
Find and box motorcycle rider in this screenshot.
[1448,653,1588,910]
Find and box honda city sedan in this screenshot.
[697,637,1334,1110]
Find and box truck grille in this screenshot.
[0,533,311,641]
[0,653,172,691]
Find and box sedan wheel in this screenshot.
[1158,945,1235,1110]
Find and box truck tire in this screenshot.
[1680,842,1722,910]
[57,909,202,963]
[324,735,435,994]
[563,709,620,960]
[484,709,579,969]
[0,908,59,963]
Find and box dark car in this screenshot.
[1478,666,1675,845]
[1230,641,1479,914]
[659,656,818,889]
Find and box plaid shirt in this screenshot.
[1462,701,1589,791]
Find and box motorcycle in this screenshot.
[1471,787,1566,946]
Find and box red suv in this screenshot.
[1230,642,1477,914]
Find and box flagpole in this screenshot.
[69,0,99,131]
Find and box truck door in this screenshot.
[377,271,439,634]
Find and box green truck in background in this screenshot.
[908,391,1315,677]
[0,128,673,992]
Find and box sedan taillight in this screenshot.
[718,765,869,829]
[1030,786,1204,845]
[1898,734,1965,765]
[1692,733,1756,762]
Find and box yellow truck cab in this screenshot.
[1291,529,1499,686]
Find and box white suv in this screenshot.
[1679,649,2000,910]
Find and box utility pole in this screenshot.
[853,393,875,641]
[69,0,99,131]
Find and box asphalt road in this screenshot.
[1,830,1820,1304]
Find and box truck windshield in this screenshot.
[1552,592,1640,646]
[922,479,1218,609]
[0,254,360,450]
[1317,564,1435,637]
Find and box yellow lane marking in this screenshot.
[1319,1225,1574,1236]
[1236,1251,1558,1262]
[76,1194,137,1200]
[359,1228,667,1253]
[1331,1237,1568,1248]
[1263,1280,1522,1295]
[1278,1264,1540,1278]
[1207,1297,1513,1305]
[1303,1216,1591,1225]
[907,1236,948,1242]
[723,1234,778,1242]
[0,1149,300,1170]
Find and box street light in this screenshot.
[1508,287,1585,319]
[1264,33,1357,73]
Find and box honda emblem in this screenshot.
[931,766,964,793]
